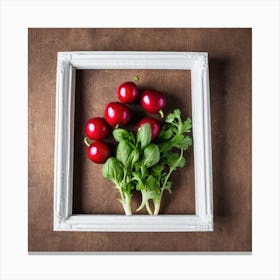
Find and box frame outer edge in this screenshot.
[203,55,214,229]
[53,51,214,232]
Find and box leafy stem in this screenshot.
[161,148,184,193]
[145,201,153,216]
[148,109,192,215]
[115,183,132,215]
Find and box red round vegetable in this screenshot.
[85,117,109,140]
[140,90,166,114]
[104,102,131,127]
[137,117,161,141]
[86,141,110,164]
[117,82,138,103]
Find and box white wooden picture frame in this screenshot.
[54,51,213,232]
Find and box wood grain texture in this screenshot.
[28,28,251,251]
[73,69,194,215]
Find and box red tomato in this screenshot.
[140,90,166,113]
[104,102,131,127]
[85,117,109,140]
[137,117,161,141]
[117,82,138,103]
[86,141,110,164]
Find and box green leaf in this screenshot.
[128,148,140,167]
[151,164,164,177]
[137,123,151,149]
[166,152,180,166]
[180,136,192,149]
[158,141,173,153]
[140,165,148,177]
[129,132,136,144]
[145,175,159,192]
[116,140,133,166]
[163,181,172,193]
[113,128,131,142]
[136,175,160,208]
[132,172,144,189]
[102,157,123,184]
[143,144,160,168]
[157,124,174,140]
[122,183,133,192]
[176,157,186,168]
[135,181,144,191]
[172,135,192,150]
[182,118,192,133]
[165,151,186,169]
[150,189,161,201]
[165,109,181,124]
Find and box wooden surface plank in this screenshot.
[73,69,194,215]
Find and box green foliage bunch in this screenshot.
[102,109,192,215]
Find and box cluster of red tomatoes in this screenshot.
[84,81,166,163]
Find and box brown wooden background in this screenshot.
[73,69,194,215]
[28,28,251,251]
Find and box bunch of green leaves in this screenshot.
[102,109,192,215]
[102,123,160,215]
[151,109,192,214]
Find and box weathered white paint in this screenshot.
[54,51,213,232]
